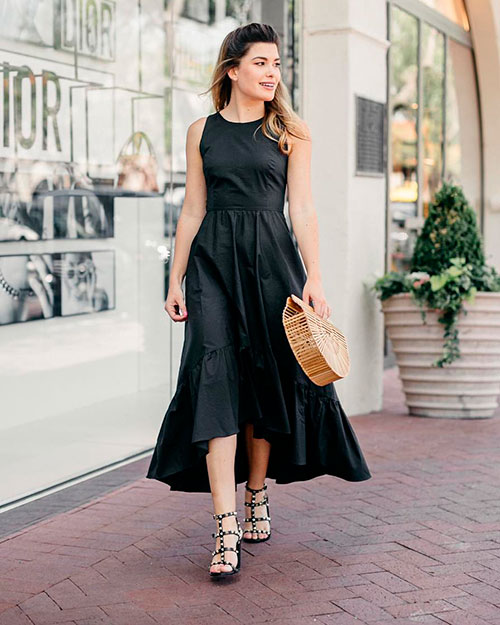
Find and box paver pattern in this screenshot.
[2,367,500,624]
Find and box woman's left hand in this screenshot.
[302,277,331,319]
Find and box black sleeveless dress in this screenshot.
[146,111,371,492]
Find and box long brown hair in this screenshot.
[201,23,308,155]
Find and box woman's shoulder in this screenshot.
[186,115,214,155]
[286,114,311,142]
[187,115,210,138]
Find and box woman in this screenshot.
[146,22,371,578]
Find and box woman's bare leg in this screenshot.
[244,423,271,540]
[206,434,240,573]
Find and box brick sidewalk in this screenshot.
[2,368,500,624]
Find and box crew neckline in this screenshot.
[217,111,264,125]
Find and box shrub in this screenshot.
[411,182,485,275]
[371,183,500,367]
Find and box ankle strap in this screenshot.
[245,483,267,494]
[213,510,238,520]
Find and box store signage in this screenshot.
[1,62,62,153]
[0,0,115,62]
[0,51,112,161]
[54,0,116,61]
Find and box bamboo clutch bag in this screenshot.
[282,293,350,385]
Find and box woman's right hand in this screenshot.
[163,118,207,324]
[165,284,188,322]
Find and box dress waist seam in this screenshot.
[206,206,284,212]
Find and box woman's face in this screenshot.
[228,41,281,102]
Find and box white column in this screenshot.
[466,0,500,270]
[301,0,389,415]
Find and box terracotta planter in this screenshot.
[382,292,500,418]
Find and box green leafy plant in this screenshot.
[371,182,500,367]
[411,183,485,275]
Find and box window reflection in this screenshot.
[389,8,418,273]
[422,23,444,219]
[388,2,481,274]
[420,0,470,31]
[0,0,298,505]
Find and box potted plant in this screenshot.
[370,182,500,418]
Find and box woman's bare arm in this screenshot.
[286,119,331,319]
[165,117,207,321]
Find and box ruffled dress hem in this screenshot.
[146,342,371,493]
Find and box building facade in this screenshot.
[0,0,497,506]
[301,0,498,416]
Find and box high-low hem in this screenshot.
[146,342,372,494]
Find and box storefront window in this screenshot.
[387,1,481,273]
[422,22,444,218]
[0,0,169,509]
[388,7,418,273]
[0,0,297,507]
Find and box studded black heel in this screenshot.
[243,483,271,543]
[209,511,243,578]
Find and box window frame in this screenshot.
[385,0,484,275]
